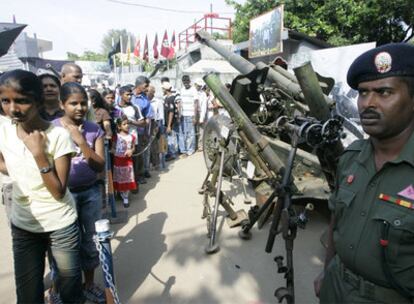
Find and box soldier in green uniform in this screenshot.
[314,43,414,303]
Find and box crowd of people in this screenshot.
[0,62,225,303]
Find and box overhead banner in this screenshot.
[249,5,283,58]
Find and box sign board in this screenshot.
[249,5,283,58]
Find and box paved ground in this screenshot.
[0,151,329,304]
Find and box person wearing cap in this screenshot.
[315,42,414,303]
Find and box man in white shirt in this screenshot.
[178,75,198,156]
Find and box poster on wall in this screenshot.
[249,5,283,58]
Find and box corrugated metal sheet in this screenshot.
[0,49,24,72]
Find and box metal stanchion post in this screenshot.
[104,139,128,223]
[95,219,121,304]
[104,139,117,218]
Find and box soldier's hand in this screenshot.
[313,271,324,298]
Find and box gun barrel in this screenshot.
[293,63,331,121]
[196,31,255,75]
[203,73,284,175]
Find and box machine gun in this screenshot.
[196,31,350,303]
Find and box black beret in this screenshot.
[347,43,414,89]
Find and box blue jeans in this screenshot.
[71,183,102,271]
[12,221,82,303]
[178,116,195,155]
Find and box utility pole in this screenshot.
[210,3,213,35]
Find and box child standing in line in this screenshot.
[53,82,106,303]
[113,116,137,208]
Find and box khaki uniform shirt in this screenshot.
[329,134,414,294]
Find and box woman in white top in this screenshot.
[0,70,82,303]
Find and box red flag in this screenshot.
[153,33,159,59]
[160,30,170,58]
[143,35,149,62]
[133,36,140,57]
[168,30,176,59]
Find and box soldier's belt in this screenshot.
[338,259,412,302]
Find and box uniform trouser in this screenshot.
[12,221,82,303]
[320,255,412,304]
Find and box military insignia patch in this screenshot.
[374,51,392,73]
[398,184,414,200]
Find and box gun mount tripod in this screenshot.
[199,126,248,254]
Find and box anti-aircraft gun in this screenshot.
[195,30,347,303]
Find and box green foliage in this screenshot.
[66,52,80,60]
[212,32,229,40]
[101,29,136,55]
[66,50,106,61]
[226,0,414,46]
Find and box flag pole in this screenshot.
[128,34,131,73]
[113,55,118,85]
[112,37,118,86]
[120,35,124,83]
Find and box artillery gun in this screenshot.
[195,31,358,303]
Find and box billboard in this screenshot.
[249,5,283,58]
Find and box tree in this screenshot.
[226,0,414,46]
[66,51,106,61]
[101,29,136,56]
[67,52,80,60]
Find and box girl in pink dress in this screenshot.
[113,116,137,207]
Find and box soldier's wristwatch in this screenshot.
[39,166,52,174]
